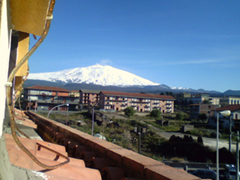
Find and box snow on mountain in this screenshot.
[171,87,191,90]
[28,64,160,86]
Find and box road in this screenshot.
[147,124,236,152]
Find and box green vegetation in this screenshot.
[175,112,184,121]
[150,109,161,119]
[37,109,234,163]
[198,113,207,122]
[124,107,135,117]
[203,99,210,104]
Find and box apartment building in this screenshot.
[185,93,220,105]
[79,89,100,108]
[208,97,220,105]
[220,96,240,106]
[69,90,80,98]
[214,105,240,129]
[99,91,175,113]
[24,86,79,111]
[190,104,220,119]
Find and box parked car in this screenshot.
[224,164,240,180]
[191,169,216,180]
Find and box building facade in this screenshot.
[99,91,175,113]
[190,104,220,119]
[79,89,100,108]
[24,86,79,111]
[214,105,240,130]
[220,96,240,106]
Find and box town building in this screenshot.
[220,96,240,106]
[208,97,220,105]
[79,89,100,108]
[0,0,200,179]
[99,91,175,113]
[190,104,220,119]
[24,86,79,111]
[185,93,220,105]
[183,92,191,98]
[214,105,240,130]
[69,90,80,98]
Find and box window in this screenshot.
[42,93,46,100]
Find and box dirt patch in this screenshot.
[103,112,127,120]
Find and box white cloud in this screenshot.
[99,59,112,65]
[166,59,222,65]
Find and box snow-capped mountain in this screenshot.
[28,64,160,86]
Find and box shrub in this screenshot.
[124,107,135,117]
[176,112,184,121]
[150,109,161,119]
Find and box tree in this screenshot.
[198,113,207,122]
[203,99,210,104]
[124,107,135,117]
[165,91,174,97]
[176,112,184,121]
[150,109,161,119]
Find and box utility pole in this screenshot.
[229,114,232,152]
[236,131,239,180]
[138,132,141,154]
[92,107,94,136]
[216,112,219,180]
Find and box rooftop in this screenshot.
[216,105,240,112]
[26,85,70,92]
[101,91,175,100]
[80,89,101,94]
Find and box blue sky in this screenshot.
[29,0,240,92]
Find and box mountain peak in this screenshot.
[28,65,160,87]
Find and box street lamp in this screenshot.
[47,103,69,119]
[216,110,231,180]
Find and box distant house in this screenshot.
[24,86,79,111]
[79,89,100,108]
[183,92,191,98]
[220,96,240,106]
[190,104,220,119]
[214,105,240,129]
[186,93,220,105]
[69,90,80,98]
[99,91,175,113]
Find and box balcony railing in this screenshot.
[106,99,128,102]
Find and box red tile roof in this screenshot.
[4,133,101,180]
[100,91,175,100]
[216,105,240,112]
[25,111,204,180]
[26,85,69,92]
[71,90,79,92]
